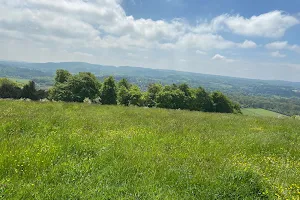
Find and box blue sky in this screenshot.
[0,0,300,81]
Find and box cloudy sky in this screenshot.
[0,0,300,81]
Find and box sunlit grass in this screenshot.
[242,108,287,118]
[0,100,299,199]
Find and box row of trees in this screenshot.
[47,70,241,113]
[0,70,241,113]
[0,78,47,100]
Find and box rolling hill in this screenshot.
[0,100,299,199]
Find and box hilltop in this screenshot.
[0,100,299,199]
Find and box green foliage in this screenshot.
[54,69,72,84]
[0,101,299,199]
[0,78,22,99]
[156,88,186,109]
[50,71,100,102]
[190,87,214,112]
[3,69,240,113]
[144,83,162,107]
[21,81,39,100]
[118,78,131,90]
[118,86,131,106]
[101,76,117,105]
[212,91,235,113]
[129,85,143,106]
[68,72,100,102]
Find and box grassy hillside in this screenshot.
[242,108,287,118]
[0,101,299,199]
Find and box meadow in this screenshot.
[0,100,299,199]
[242,108,287,118]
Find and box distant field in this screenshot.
[242,108,287,118]
[7,78,29,85]
[0,101,299,199]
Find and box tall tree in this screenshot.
[101,76,117,105]
[55,69,72,84]
[118,85,131,106]
[129,85,143,106]
[49,70,100,102]
[68,72,100,102]
[21,81,38,100]
[144,83,162,107]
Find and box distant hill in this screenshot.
[1,61,300,116]
[1,61,300,97]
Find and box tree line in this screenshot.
[0,69,241,114]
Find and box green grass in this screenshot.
[242,108,287,118]
[0,100,299,199]
[8,78,30,85]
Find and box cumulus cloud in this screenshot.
[266,41,300,53]
[0,0,299,81]
[239,40,257,48]
[270,51,286,58]
[212,54,235,62]
[210,11,299,38]
[0,0,279,53]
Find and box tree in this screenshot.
[118,86,130,106]
[178,83,192,109]
[156,88,186,109]
[55,69,72,84]
[144,83,162,107]
[118,78,131,90]
[21,81,38,100]
[129,85,143,106]
[68,72,100,102]
[0,78,22,99]
[190,87,213,112]
[48,83,73,102]
[49,70,100,102]
[101,76,117,105]
[211,91,234,113]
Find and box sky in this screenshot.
[0,0,300,81]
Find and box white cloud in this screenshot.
[0,0,279,53]
[239,40,257,48]
[266,41,300,53]
[179,59,187,62]
[196,50,207,55]
[0,0,300,81]
[212,54,235,62]
[270,51,286,58]
[210,11,299,38]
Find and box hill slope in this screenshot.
[1,61,300,97]
[0,100,299,199]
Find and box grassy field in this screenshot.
[0,100,299,199]
[242,108,287,118]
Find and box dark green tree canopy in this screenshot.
[55,69,72,84]
[21,81,38,100]
[0,78,22,99]
[2,69,240,114]
[101,76,117,105]
[190,87,214,112]
[212,91,234,113]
